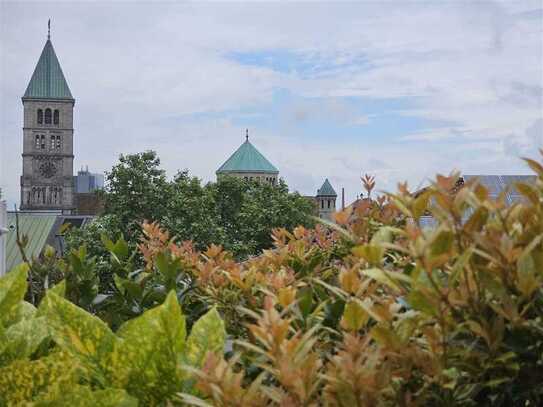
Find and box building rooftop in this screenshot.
[5,213,57,272]
[23,38,73,100]
[4,212,93,272]
[317,178,337,197]
[216,135,279,174]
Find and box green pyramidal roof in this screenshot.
[317,179,337,197]
[217,139,279,174]
[23,39,73,100]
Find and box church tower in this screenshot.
[316,178,337,220]
[20,23,75,212]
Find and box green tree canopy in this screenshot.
[68,151,315,259]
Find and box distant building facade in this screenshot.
[74,167,104,193]
[415,175,537,228]
[20,29,75,213]
[216,130,279,184]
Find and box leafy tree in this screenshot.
[104,151,171,237]
[67,151,314,260]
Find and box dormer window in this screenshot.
[53,110,59,125]
[44,108,52,124]
[37,109,43,124]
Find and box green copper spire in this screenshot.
[317,179,337,197]
[23,24,73,100]
[216,131,279,174]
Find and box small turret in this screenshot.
[316,178,337,220]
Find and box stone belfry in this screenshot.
[20,21,75,212]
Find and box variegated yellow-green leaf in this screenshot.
[184,307,226,368]
[0,263,29,326]
[0,351,79,405]
[0,315,49,366]
[49,279,66,297]
[114,290,186,404]
[39,292,116,382]
[340,300,368,331]
[3,300,36,327]
[33,385,138,407]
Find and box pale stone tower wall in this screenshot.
[217,172,278,185]
[20,98,75,212]
[316,195,336,221]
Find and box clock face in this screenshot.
[39,161,57,178]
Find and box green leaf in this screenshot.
[2,300,36,327]
[0,351,79,405]
[352,244,385,265]
[102,235,130,263]
[38,292,116,382]
[361,268,411,291]
[430,229,454,257]
[449,247,474,284]
[340,300,368,331]
[297,287,313,319]
[407,289,438,316]
[370,226,401,245]
[49,280,66,297]
[517,253,539,297]
[114,290,186,403]
[184,307,226,368]
[371,324,401,349]
[35,385,138,407]
[0,263,29,326]
[0,316,49,366]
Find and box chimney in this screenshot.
[341,188,345,210]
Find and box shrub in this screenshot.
[4,154,543,405]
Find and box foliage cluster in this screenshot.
[4,155,543,405]
[0,265,226,406]
[66,151,314,261]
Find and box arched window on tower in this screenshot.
[40,135,45,149]
[53,110,59,125]
[56,135,61,149]
[321,200,324,209]
[327,200,331,209]
[45,108,52,124]
[37,109,43,124]
[35,135,40,149]
[50,135,55,150]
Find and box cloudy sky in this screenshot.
[1,1,542,208]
